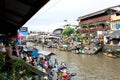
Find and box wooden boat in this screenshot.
[57,62,76,80]
[59,44,68,51]
[103,53,117,58]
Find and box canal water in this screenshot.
[34,44,120,80]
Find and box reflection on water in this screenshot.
[37,46,120,80]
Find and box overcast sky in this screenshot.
[23,0,120,32]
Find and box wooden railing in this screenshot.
[80,15,110,25]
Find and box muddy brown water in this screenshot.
[34,44,120,80]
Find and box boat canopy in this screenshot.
[38,50,55,56]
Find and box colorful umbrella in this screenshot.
[17,33,26,38]
[10,33,26,39]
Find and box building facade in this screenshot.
[77,5,120,48]
[77,5,120,34]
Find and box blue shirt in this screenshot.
[32,48,39,58]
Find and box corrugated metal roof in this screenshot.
[78,5,120,20]
[106,30,120,39]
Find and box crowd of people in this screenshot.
[0,42,73,80]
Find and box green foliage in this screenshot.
[76,33,82,38]
[0,72,9,80]
[62,27,75,37]
[0,55,34,80]
[0,54,5,71]
[12,59,34,76]
[27,36,34,39]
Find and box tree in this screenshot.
[62,27,75,37]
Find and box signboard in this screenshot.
[19,27,28,36]
[19,27,28,32]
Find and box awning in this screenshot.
[38,50,55,56]
[106,30,120,39]
[0,0,49,35]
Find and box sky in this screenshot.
[23,0,120,32]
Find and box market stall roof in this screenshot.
[0,0,49,34]
[106,30,120,39]
[38,50,55,56]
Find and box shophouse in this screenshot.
[77,5,119,33]
[77,5,120,47]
